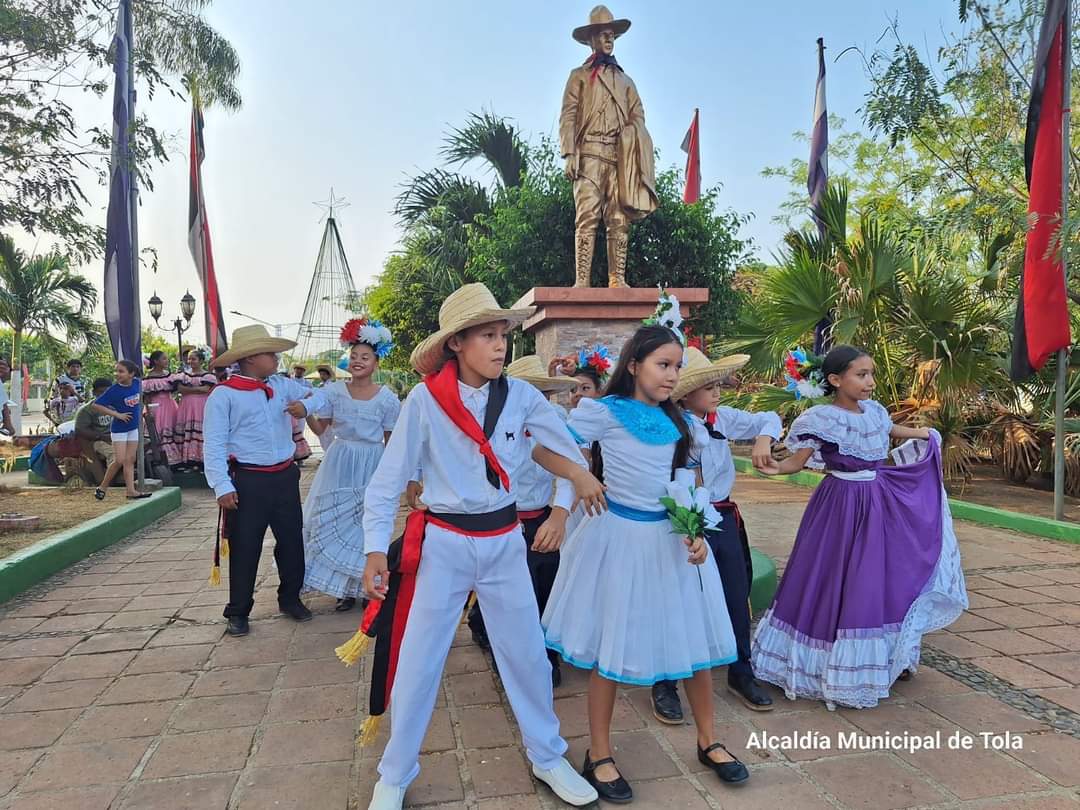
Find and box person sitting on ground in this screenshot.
[72,378,115,484]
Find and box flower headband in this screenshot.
[643,286,688,363]
[575,344,613,383]
[339,317,394,359]
[783,347,826,400]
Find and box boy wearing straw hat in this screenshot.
[650,347,781,722]
[465,355,577,686]
[354,284,604,810]
[203,325,329,638]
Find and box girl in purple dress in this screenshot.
[751,346,968,710]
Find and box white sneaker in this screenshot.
[367,780,406,810]
[533,757,599,806]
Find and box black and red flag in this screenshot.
[189,81,228,356]
[1012,0,1071,380]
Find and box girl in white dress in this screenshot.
[542,324,749,802]
[303,319,399,610]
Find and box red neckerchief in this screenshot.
[219,374,273,399]
[705,411,717,427]
[424,359,510,490]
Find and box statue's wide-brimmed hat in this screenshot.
[506,355,577,394]
[212,325,297,369]
[409,283,535,377]
[573,5,631,45]
[671,347,751,402]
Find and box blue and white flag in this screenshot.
[808,37,828,236]
[103,0,140,363]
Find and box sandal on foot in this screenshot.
[94,488,106,501]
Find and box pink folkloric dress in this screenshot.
[142,373,180,467]
[174,371,216,467]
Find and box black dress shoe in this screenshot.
[583,750,633,803]
[698,743,749,784]
[651,680,683,724]
[226,617,249,637]
[280,602,313,622]
[727,677,774,711]
[335,597,356,612]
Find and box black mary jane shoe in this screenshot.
[897,669,913,681]
[583,750,633,804]
[698,742,749,785]
[226,617,249,637]
[334,597,356,612]
[94,488,106,501]
[728,677,775,712]
[651,681,684,725]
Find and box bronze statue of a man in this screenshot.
[560,5,659,288]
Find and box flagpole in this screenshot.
[127,2,145,490]
[1055,0,1070,521]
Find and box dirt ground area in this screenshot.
[0,485,119,558]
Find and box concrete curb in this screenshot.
[0,487,182,604]
[749,547,776,614]
[732,457,1080,546]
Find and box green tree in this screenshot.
[1,0,241,260]
[0,233,102,377]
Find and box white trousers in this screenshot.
[378,523,567,787]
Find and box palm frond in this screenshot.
[440,112,527,189]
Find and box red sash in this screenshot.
[218,375,274,399]
[424,359,510,491]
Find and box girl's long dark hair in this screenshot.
[592,325,691,482]
[117,359,141,378]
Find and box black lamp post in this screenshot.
[148,290,197,366]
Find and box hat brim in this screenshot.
[573,18,631,44]
[672,354,751,401]
[513,375,578,393]
[410,308,535,376]
[212,337,298,369]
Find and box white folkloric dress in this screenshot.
[542,396,738,685]
[302,383,400,598]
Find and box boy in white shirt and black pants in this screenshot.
[204,326,328,638]
[352,284,605,810]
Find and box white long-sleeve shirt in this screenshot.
[692,407,782,502]
[362,377,588,555]
[203,375,328,499]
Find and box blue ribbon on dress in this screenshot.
[606,498,668,522]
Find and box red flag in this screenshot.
[188,83,228,356]
[1013,0,1070,379]
[681,109,701,204]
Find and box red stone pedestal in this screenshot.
[512,287,709,369]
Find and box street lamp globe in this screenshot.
[148,292,163,323]
[180,291,197,322]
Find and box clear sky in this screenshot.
[32,1,966,347]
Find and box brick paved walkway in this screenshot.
[2,473,1080,809]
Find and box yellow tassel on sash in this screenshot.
[220,536,229,558]
[358,714,382,747]
[208,564,221,587]
[459,591,477,625]
[335,629,370,666]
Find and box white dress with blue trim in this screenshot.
[542,396,738,685]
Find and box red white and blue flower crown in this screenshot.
[339,318,394,359]
[783,347,826,400]
[575,344,613,383]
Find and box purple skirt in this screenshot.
[751,436,967,708]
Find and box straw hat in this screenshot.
[506,355,577,393]
[573,5,631,44]
[409,283,535,376]
[211,325,297,368]
[671,347,751,402]
[306,364,348,380]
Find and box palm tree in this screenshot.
[0,234,103,377]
